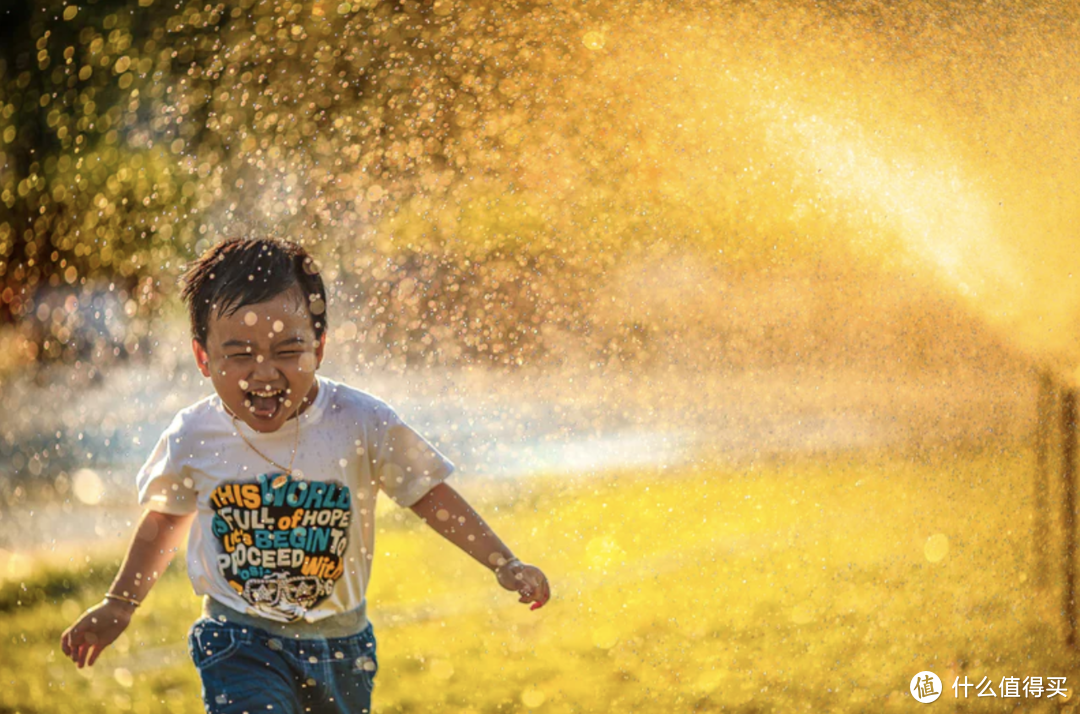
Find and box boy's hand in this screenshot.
[60,599,135,668]
[407,484,550,609]
[496,559,551,610]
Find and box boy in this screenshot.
[60,237,550,714]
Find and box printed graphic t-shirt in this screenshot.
[135,376,454,624]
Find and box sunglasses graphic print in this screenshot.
[209,473,352,620]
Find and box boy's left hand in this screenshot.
[496,559,550,610]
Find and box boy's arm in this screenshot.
[60,508,196,668]
[408,482,550,609]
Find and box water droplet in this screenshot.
[72,468,104,505]
[113,668,134,688]
[521,687,546,708]
[925,534,949,563]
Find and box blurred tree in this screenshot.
[0,0,605,367]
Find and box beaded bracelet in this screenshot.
[104,593,141,608]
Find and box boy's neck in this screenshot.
[293,377,321,419]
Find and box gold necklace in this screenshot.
[225,406,301,489]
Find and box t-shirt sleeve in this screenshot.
[372,402,455,508]
[135,412,198,515]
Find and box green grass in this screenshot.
[2,445,1077,713]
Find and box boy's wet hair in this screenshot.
[180,237,328,346]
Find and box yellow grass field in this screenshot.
[1,444,1076,713]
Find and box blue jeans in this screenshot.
[187,617,378,714]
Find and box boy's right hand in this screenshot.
[60,599,136,668]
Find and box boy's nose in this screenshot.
[251,360,282,380]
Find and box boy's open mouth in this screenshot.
[244,388,285,420]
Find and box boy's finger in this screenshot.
[82,644,96,668]
[535,581,551,607]
[88,644,103,667]
[65,632,80,660]
[78,640,95,668]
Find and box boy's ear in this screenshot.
[192,338,212,378]
[315,332,327,369]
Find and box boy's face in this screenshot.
[192,287,326,434]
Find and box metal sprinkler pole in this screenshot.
[1035,371,1054,587]
[1062,388,1077,648]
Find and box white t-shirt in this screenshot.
[136,376,454,624]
